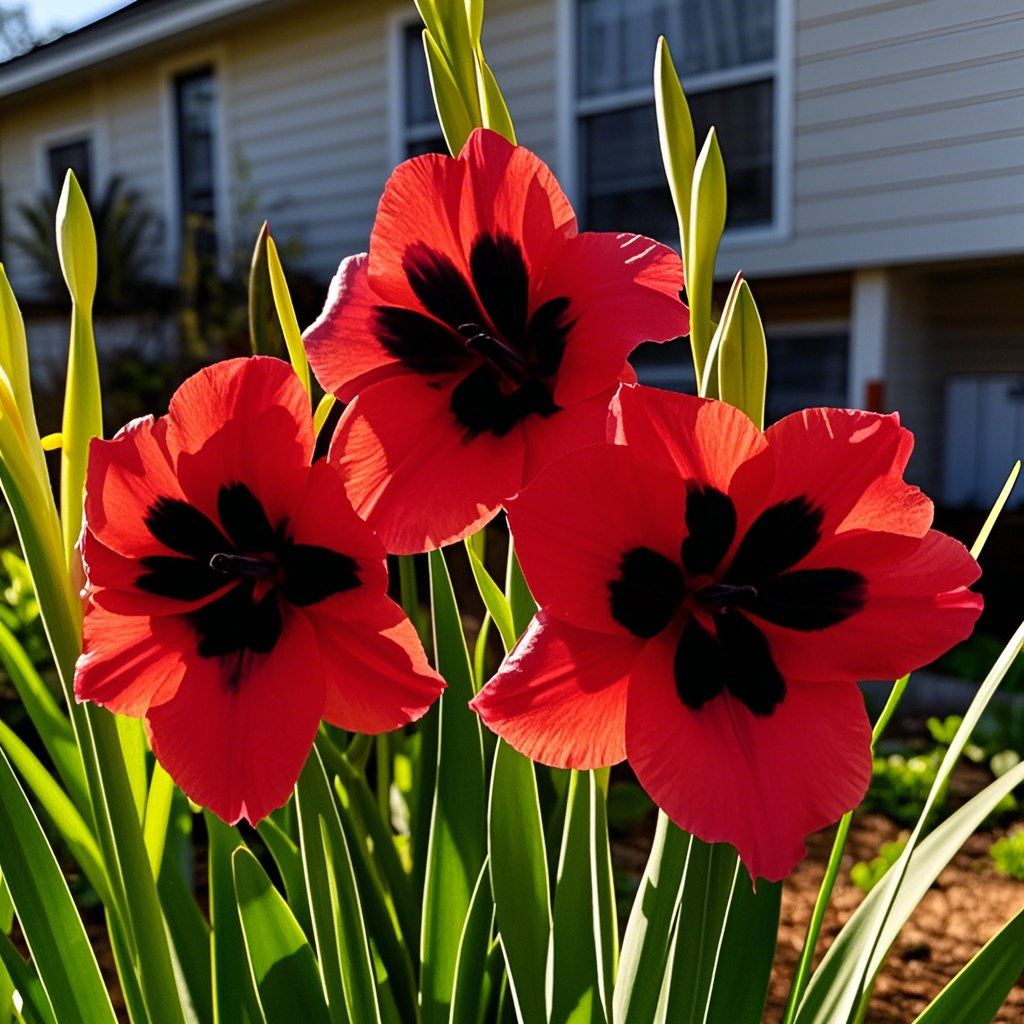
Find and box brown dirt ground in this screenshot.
[615,809,1024,1023]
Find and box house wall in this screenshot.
[0,0,559,302]
[719,0,1024,279]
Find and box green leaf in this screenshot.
[142,761,176,879]
[420,549,487,1024]
[0,618,87,815]
[713,276,767,430]
[0,266,48,487]
[55,171,97,309]
[654,37,695,265]
[158,856,214,1024]
[0,927,56,1024]
[233,847,332,1024]
[256,817,313,940]
[687,129,727,391]
[970,461,1020,559]
[56,172,102,565]
[465,540,516,653]
[551,771,615,1024]
[0,870,13,1024]
[295,747,383,1024]
[505,543,537,641]
[448,859,494,1024]
[116,714,148,823]
[266,233,312,401]
[478,58,517,145]
[422,30,476,157]
[248,222,285,359]
[489,740,551,1024]
[795,758,1024,1023]
[0,746,117,1024]
[614,813,689,1024]
[661,842,779,1024]
[206,814,262,1024]
[910,904,1024,1023]
[0,719,109,907]
[313,394,336,440]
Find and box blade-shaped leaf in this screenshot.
[266,234,312,400]
[551,770,614,1024]
[796,756,1024,1024]
[910,904,1024,1024]
[447,858,494,1024]
[256,817,313,941]
[295,747,383,1024]
[489,740,551,1024]
[158,857,214,1024]
[505,543,537,641]
[248,222,285,359]
[654,37,695,265]
[613,813,689,1024]
[0,746,117,1024]
[465,539,515,653]
[421,550,487,1024]
[0,927,56,1024]
[714,276,767,431]
[422,31,475,157]
[232,847,332,1024]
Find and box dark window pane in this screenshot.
[578,0,774,97]
[175,67,217,255]
[581,79,773,235]
[406,135,448,158]
[404,22,438,130]
[47,138,91,201]
[764,332,849,424]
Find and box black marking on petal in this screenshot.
[673,615,725,710]
[742,568,867,631]
[527,297,573,377]
[725,497,824,585]
[608,547,686,639]
[279,544,360,607]
[217,482,276,554]
[374,306,471,374]
[402,242,484,333]
[681,486,737,577]
[450,365,560,437]
[190,583,282,661]
[144,497,227,560]
[136,555,225,602]
[470,232,529,347]
[716,611,786,717]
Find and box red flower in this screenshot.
[472,385,983,881]
[74,357,444,825]
[303,128,689,554]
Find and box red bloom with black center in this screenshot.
[472,385,983,882]
[74,357,445,825]
[303,128,689,554]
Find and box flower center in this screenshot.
[606,486,867,717]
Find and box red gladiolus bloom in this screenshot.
[472,385,983,881]
[74,357,444,824]
[303,128,689,554]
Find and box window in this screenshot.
[764,329,848,425]
[174,67,218,255]
[576,0,777,240]
[47,137,92,201]
[401,22,447,158]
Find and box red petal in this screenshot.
[145,607,324,825]
[519,385,617,486]
[167,357,314,530]
[626,634,872,882]
[507,443,688,634]
[759,529,983,684]
[286,459,389,615]
[83,415,184,559]
[765,408,932,541]
[328,376,522,554]
[546,234,689,407]
[471,611,638,768]
[303,254,414,402]
[75,604,190,715]
[316,596,444,733]
[611,384,772,535]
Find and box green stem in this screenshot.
[375,734,391,824]
[781,674,911,1024]
[346,732,374,772]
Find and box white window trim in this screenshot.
[556,0,794,250]
[34,119,107,201]
[159,46,232,279]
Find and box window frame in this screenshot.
[34,122,106,204]
[556,0,794,249]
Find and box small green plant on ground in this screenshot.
[990,829,1024,880]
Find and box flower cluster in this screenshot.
[76,129,982,880]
